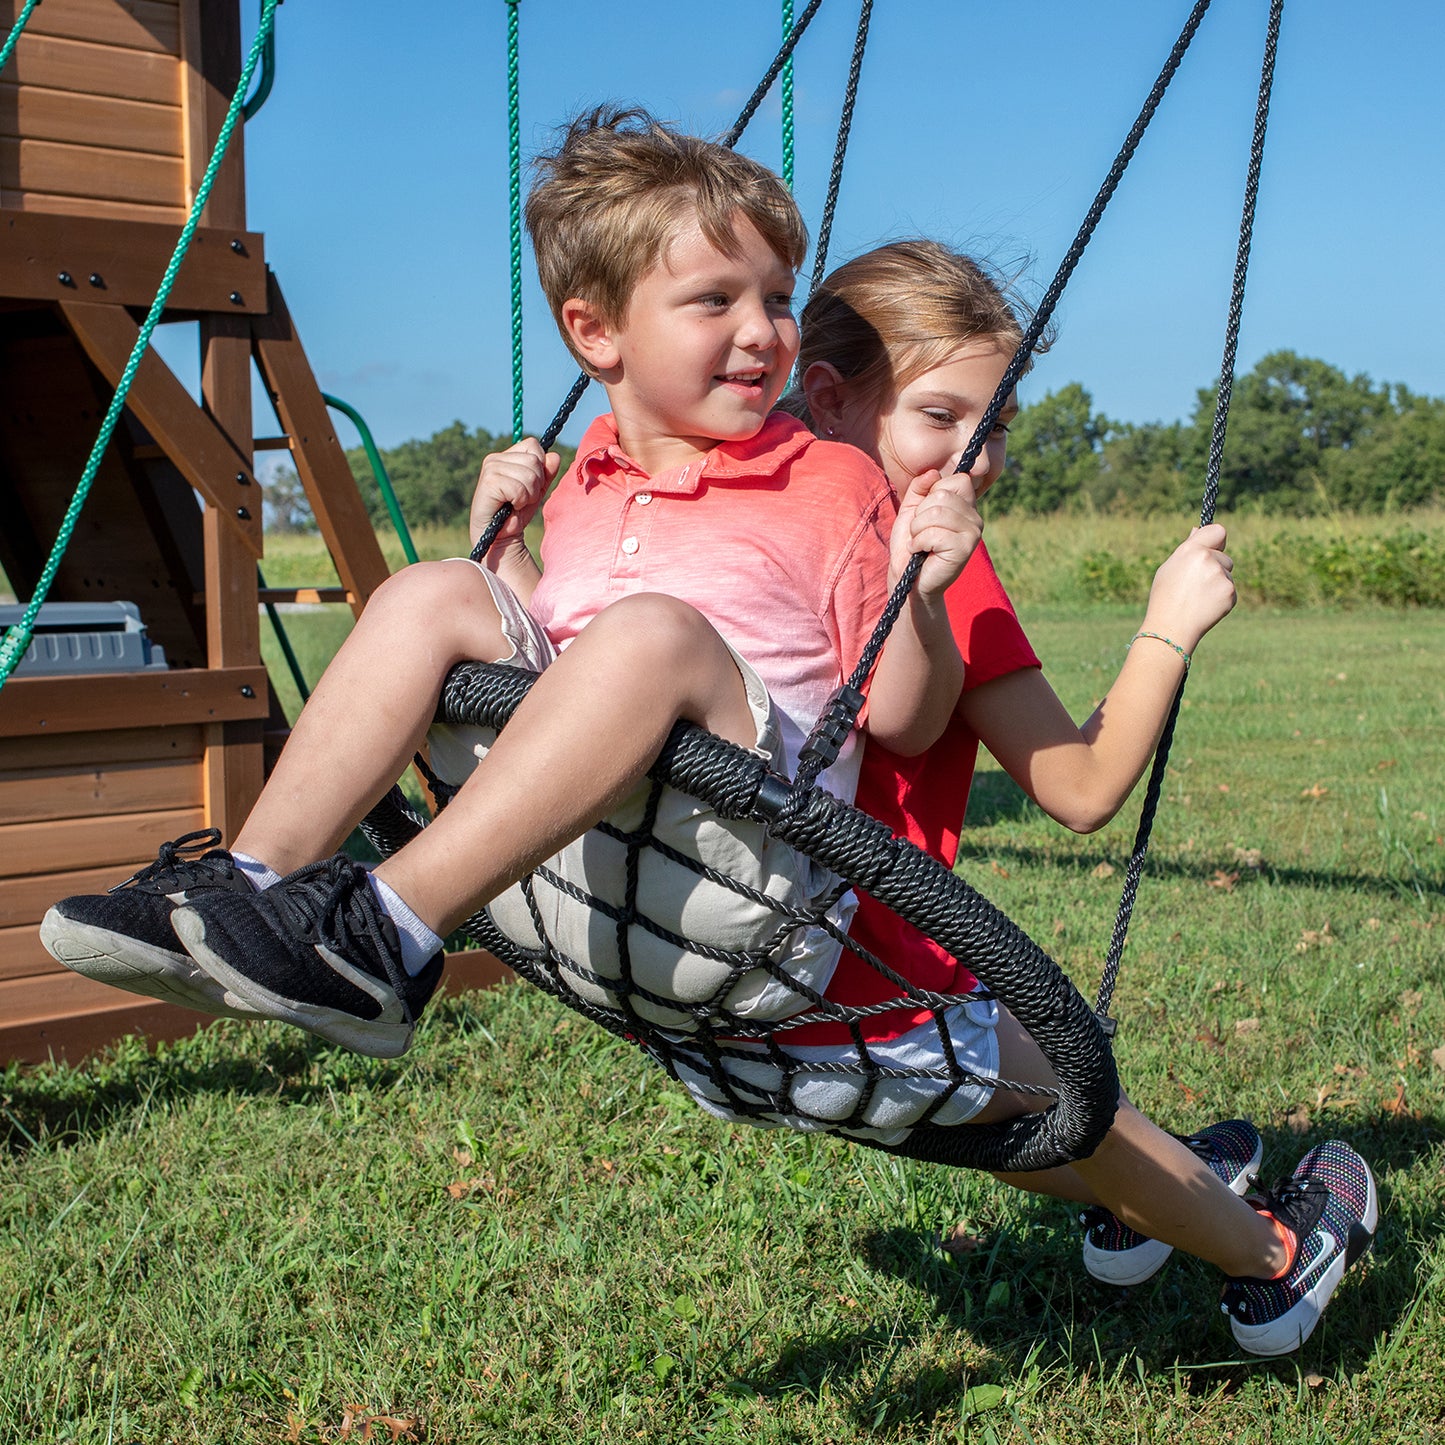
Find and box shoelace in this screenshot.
[111,828,225,894]
[272,857,418,1026]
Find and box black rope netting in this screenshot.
[361,0,1282,1175]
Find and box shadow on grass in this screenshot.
[735,1116,1441,1433]
[0,1023,421,1156]
[956,839,1442,903]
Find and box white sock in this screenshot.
[232,851,281,891]
[366,873,444,976]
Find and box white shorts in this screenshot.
[669,996,1000,1145]
[425,562,855,1034]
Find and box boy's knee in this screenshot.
[589,592,718,659]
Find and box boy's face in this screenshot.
[589,212,799,471]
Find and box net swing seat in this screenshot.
[355,0,1285,1177]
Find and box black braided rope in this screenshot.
[470,0,831,564]
[808,0,873,295]
[1093,0,1283,1024]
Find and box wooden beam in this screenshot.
[0,0,183,57]
[0,134,184,210]
[60,299,263,555]
[0,211,266,313]
[0,80,181,158]
[0,861,157,929]
[0,724,206,772]
[0,806,206,881]
[0,756,202,825]
[3,33,181,107]
[0,666,269,737]
[251,272,392,616]
[256,587,353,606]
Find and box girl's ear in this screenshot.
[802,361,851,436]
[562,298,621,375]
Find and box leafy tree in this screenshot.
[261,463,317,534]
[345,421,576,531]
[998,382,1109,514]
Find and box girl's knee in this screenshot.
[588,592,719,658]
[368,560,505,650]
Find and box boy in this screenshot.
[42,110,1375,1358]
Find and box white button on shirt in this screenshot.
[620,536,640,555]
[635,492,653,505]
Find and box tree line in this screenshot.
[262,352,1443,533]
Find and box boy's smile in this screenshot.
[578,212,799,474]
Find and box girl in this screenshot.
[777,239,1374,1355]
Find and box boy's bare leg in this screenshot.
[372,592,759,936]
[977,1008,1289,1280]
[233,561,511,874]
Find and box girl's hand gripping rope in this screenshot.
[469,438,561,558]
[890,469,984,598]
[1140,523,1236,657]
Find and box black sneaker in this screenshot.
[171,853,443,1059]
[1221,1140,1378,1356]
[1081,1118,1263,1285]
[39,829,261,1018]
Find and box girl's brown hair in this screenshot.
[790,240,1041,426]
[526,107,808,369]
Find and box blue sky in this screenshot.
[225,0,1443,454]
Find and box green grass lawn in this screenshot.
[4,538,1444,1442]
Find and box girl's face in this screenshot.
[837,341,1018,495]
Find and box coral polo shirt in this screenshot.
[529,411,895,800]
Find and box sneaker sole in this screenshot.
[171,906,414,1059]
[1084,1129,1265,1286]
[39,908,259,1020]
[1231,1165,1379,1357]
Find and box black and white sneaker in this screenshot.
[1081,1118,1263,1286]
[39,829,261,1018]
[1221,1139,1378,1356]
[171,853,443,1059]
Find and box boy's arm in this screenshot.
[962,525,1236,833]
[864,470,978,757]
[469,439,559,606]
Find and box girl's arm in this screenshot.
[963,525,1236,833]
[468,438,559,606]
[865,470,979,756]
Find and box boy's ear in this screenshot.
[802,361,850,434]
[562,298,621,375]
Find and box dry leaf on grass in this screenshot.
[1300,783,1330,799]
[1432,1046,1445,1072]
[1209,870,1240,892]
[1235,1017,1261,1037]
[1092,861,1115,880]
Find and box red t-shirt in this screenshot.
[789,541,1040,1045]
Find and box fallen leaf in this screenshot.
[1376,758,1397,771]
[1285,1104,1311,1134]
[1432,1046,1445,1072]
[1400,990,1423,1012]
[1235,1017,1261,1036]
[1301,784,1329,799]
[1218,783,1231,794]
[1383,1082,1410,1118]
[990,859,1010,878]
[940,1226,984,1255]
[452,1147,473,1169]
[1305,1373,1327,1391]
[1232,847,1263,869]
[1209,870,1240,892]
[1092,861,1116,880]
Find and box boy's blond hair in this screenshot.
[526,107,808,370]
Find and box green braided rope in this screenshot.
[0,0,280,689]
[0,0,41,74]
[505,0,524,442]
[780,0,795,189]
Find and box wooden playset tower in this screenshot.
[0,0,400,1060]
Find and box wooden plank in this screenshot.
[0,666,269,737]
[440,949,514,997]
[2,188,183,225]
[0,861,155,928]
[0,0,182,57]
[0,756,202,824]
[188,0,243,226]
[61,300,263,553]
[0,724,206,771]
[0,210,266,313]
[0,134,184,208]
[257,588,353,606]
[0,81,180,158]
[1,921,67,980]
[0,805,204,877]
[4,33,181,107]
[0,970,212,1065]
[252,274,392,616]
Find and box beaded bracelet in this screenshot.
[1128,630,1191,668]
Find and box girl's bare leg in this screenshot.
[977,1008,1287,1279]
